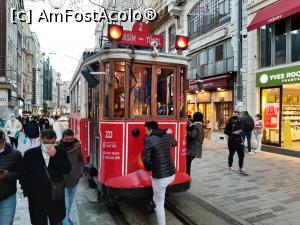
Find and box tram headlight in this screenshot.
[108,24,123,41]
[175,35,188,50]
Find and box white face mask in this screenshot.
[41,144,53,153]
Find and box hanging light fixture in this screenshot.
[47,0,66,9]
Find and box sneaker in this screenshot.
[249,151,254,155]
[240,169,249,175]
[229,167,235,171]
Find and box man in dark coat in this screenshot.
[21,129,71,225]
[142,121,176,225]
[25,116,40,147]
[0,129,22,225]
[224,111,248,175]
[240,111,255,154]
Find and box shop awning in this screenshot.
[247,0,300,32]
[200,75,231,90]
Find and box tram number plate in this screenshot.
[105,130,113,139]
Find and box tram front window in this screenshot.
[157,68,175,116]
[114,62,125,118]
[130,66,152,117]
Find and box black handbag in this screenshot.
[44,165,64,201]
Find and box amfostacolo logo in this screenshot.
[260,74,269,84]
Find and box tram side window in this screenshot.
[130,66,152,117]
[179,68,186,118]
[157,68,174,116]
[114,62,125,118]
[104,63,112,118]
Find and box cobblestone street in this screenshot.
[189,140,300,225]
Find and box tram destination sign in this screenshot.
[257,64,300,87]
[119,22,164,49]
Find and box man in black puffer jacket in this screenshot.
[142,121,176,225]
[240,111,255,154]
[0,129,22,225]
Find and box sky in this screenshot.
[24,0,103,81]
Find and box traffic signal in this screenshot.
[175,35,188,50]
[108,24,123,41]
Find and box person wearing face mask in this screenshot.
[224,111,248,175]
[0,129,22,225]
[24,116,40,148]
[4,114,22,149]
[56,129,84,225]
[20,129,71,225]
[254,114,264,153]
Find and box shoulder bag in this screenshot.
[44,165,64,201]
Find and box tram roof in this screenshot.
[69,49,189,90]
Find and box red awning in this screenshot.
[247,0,300,32]
[200,75,230,90]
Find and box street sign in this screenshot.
[119,22,164,49]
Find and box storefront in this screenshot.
[187,74,234,141]
[257,64,300,151]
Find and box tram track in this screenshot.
[106,200,131,225]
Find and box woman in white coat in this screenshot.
[4,114,22,149]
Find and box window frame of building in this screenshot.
[168,24,176,51]
[160,31,166,53]
[259,13,300,68]
[188,0,231,41]
[188,39,234,79]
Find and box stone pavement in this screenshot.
[189,140,300,225]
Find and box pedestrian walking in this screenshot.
[0,129,22,225]
[21,129,71,225]
[39,115,51,132]
[142,121,176,225]
[186,112,205,176]
[56,129,84,225]
[224,111,248,175]
[240,111,255,154]
[254,114,264,153]
[25,116,40,148]
[4,114,22,149]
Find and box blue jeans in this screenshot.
[242,132,252,152]
[63,185,77,225]
[0,193,16,225]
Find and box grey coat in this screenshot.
[187,122,204,158]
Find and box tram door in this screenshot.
[88,86,100,169]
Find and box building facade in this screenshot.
[149,0,248,142]
[247,0,300,153]
[0,0,23,120]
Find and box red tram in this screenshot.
[69,23,191,198]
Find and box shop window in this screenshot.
[291,14,300,62]
[275,20,286,65]
[114,62,125,118]
[156,68,175,116]
[216,102,232,130]
[130,66,152,117]
[261,88,280,145]
[168,25,176,51]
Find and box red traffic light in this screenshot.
[176,35,188,50]
[108,24,123,41]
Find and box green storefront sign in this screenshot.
[256,64,300,87]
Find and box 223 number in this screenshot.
[105,130,113,139]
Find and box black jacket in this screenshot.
[25,121,40,138]
[224,116,243,143]
[240,113,255,133]
[0,143,22,201]
[142,129,176,179]
[21,146,71,224]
